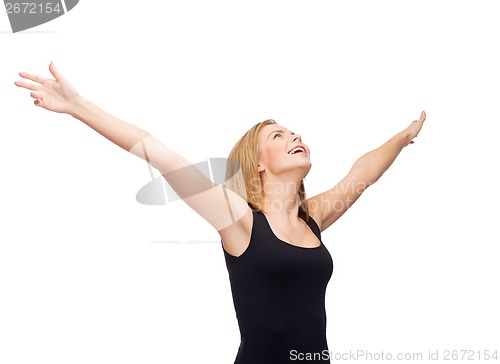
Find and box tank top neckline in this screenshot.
[259,210,323,250]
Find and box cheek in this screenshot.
[271,148,291,172]
[259,145,277,169]
[268,143,286,161]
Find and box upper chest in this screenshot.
[262,214,321,249]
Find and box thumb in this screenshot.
[418,110,426,123]
[49,61,64,81]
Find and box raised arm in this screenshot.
[305,111,426,232]
[15,63,252,247]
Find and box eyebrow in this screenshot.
[267,129,295,139]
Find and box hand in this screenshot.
[404,110,426,146]
[15,62,80,114]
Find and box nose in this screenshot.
[291,134,302,143]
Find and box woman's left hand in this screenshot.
[404,110,426,146]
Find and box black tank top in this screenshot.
[222,208,334,363]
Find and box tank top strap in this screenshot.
[305,214,322,241]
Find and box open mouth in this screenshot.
[288,146,306,155]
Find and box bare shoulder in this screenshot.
[218,206,253,257]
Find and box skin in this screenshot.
[256,125,318,247]
[14,62,426,256]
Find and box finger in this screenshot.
[30,91,42,99]
[14,80,41,91]
[34,98,43,107]
[418,110,426,123]
[49,61,64,81]
[18,71,47,85]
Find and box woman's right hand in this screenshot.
[15,62,81,114]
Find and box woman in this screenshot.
[15,62,426,363]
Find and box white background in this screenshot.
[1,1,499,363]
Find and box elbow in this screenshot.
[368,171,382,185]
[367,177,380,188]
[365,168,384,188]
[351,161,381,189]
[359,176,378,191]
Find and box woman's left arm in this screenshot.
[305,111,426,232]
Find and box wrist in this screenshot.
[69,95,91,120]
[399,129,413,146]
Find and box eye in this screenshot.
[273,133,282,139]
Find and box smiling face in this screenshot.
[225,119,311,217]
[257,124,312,178]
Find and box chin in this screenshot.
[300,158,312,169]
[305,164,312,176]
[298,161,312,177]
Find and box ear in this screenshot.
[258,162,265,173]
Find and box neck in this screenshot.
[261,175,302,222]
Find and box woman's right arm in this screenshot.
[15,63,252,251]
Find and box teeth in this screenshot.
[288,147,305,154]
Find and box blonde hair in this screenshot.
[224,119,309,221]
